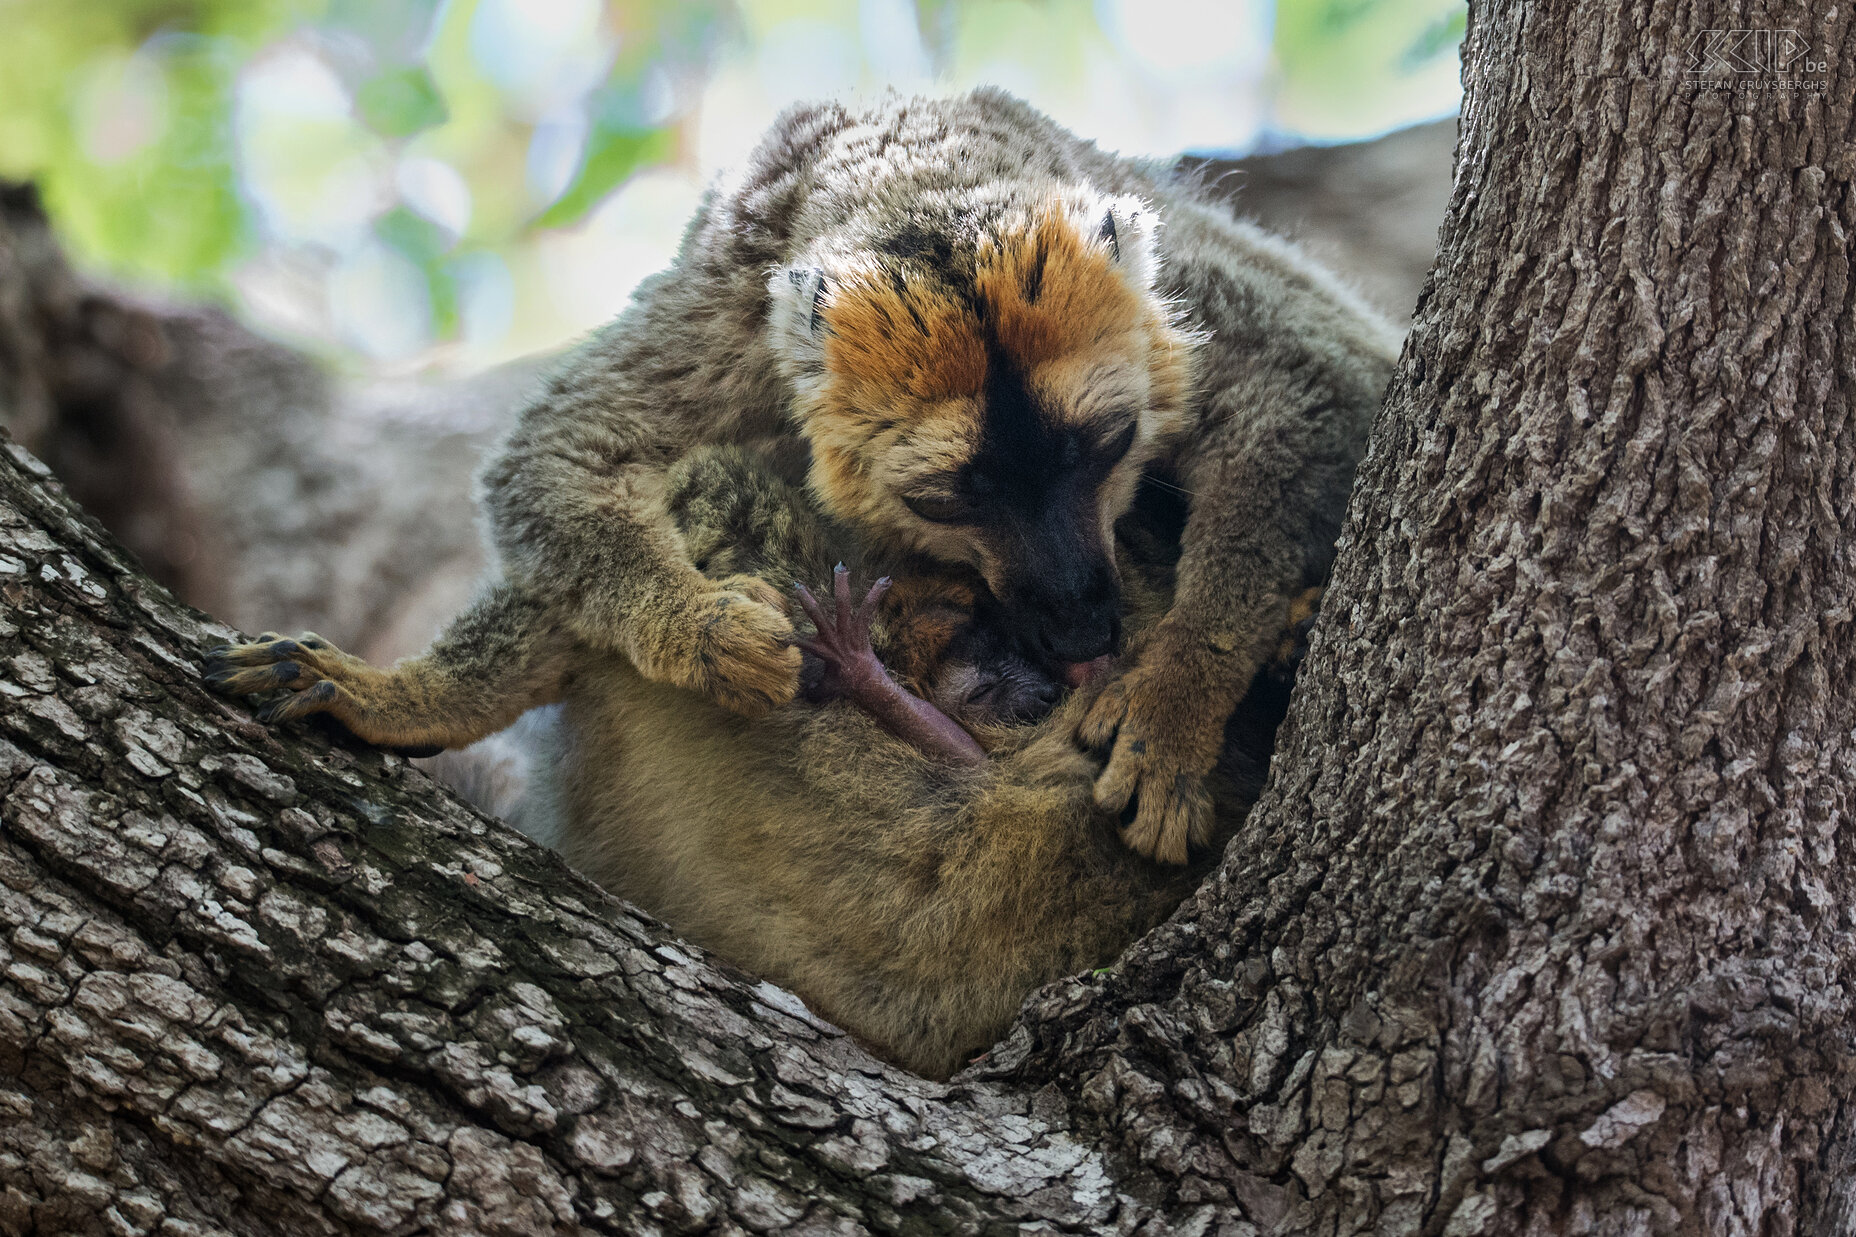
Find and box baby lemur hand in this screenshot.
[795,566,985,766]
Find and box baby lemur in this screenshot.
[210,444,1315,1078]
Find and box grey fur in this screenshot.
[477,87,1402,862]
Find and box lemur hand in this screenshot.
[792,564,891,702]
[794,565,985,765]
[203,633,448,758]
[1076,619,1248,865]
[646,574,803,718]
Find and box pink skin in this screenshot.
[794,566,987,767]
[1063,655,1114,689]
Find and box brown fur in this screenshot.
[214,90,1397,1073]
[206,445,1049,758]
[212,444,1314,1077]
[469,89,1398,866]
[794,202,1193,600]
[520,479,1308,1078]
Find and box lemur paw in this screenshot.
[1267,585,1324,680]
[678,575,803,718]
[792,564,891,701]
[1077,626,1238,866]
[202,633,444,757]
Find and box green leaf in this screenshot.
[534,123,675,230]
[375,203,450,260]
[356,65,447,138]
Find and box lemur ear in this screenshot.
[1098,209,1121,262]
[1094,199,1162,292]
[794,267,830,333]
[767,265,832,379]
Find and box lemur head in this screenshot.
[768,194,1195,665]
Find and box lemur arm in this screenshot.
[1080,207,1396,864]
[475,300,803,719]
[795,568,986,767]
[204,584,575,756]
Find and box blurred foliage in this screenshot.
[0,0,1461,366]
[0,0,724,307]
[0,2,284,289]
[1273,0,1465,138]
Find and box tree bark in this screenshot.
[992,0,1856,1232]
[3,0,1853,1233]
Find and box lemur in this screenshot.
[209,88,1394,1073]
[211,440,1319,1077]
[417,88,1394,865]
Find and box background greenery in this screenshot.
[0,0,1462,371]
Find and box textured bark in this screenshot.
[3,0,1853,1233]
[1,438,1137,1234]
[995,0,1856,1232]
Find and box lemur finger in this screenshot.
[208,637,302,668]
[793,582,830,633]
[1118,794,1163,860]
[1183,779,1215,851]
[853,577,892,631]
[831,562,854,626]
[1076,683,1128,750]
[1092,742,1141,815]
[1116,774,1206,866]
[205,659,316,695]
[1151,788,1199,867]
[257,678,343,724]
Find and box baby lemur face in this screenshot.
[771,198,1196,666]
[927,620,1063,731]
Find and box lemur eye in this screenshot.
[904,493,973,524]
[1099,422,1137,464]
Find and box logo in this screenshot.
[1686,29,1823,75]
[1681,28,1828,93]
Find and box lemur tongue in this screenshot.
[1062,656,1113,689]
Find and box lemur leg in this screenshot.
[203,584,574,756]
[794,566,986,767]
[484,396,802,721]
[1083,427,1345,867]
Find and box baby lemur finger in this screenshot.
[853,577,892,630]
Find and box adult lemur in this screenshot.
[472,87,1397,864]
[211,89,1400,1073]
[211,440,1321,1077]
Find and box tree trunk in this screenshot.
[3,0,1852,1233]
[992,0,1856,1232]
